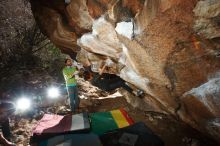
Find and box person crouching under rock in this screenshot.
[63,58,80,113]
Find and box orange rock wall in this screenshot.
[30,0,220,142]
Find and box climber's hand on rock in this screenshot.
[72,71,79,76]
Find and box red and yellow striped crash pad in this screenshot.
[32,113,90,138]
[90,108,134,135]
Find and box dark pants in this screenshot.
[0,102,15,139]
[1,118,10,139]
[91,73,133,93]
[67,86,79,112]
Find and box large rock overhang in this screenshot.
[30,0,220,142]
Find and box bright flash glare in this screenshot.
[47,87,60,98]
[16,97,31,111]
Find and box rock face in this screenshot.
[0,0,34,68]
[30,0,220,142]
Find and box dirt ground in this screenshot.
[86,97,219,146]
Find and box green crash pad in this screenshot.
[90,109,134,135]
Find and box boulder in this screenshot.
[29,0,220,142]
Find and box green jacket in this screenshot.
[63,66,77,86]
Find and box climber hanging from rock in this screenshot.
[84,58,144,97]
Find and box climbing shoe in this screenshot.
[136,89,144,97]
